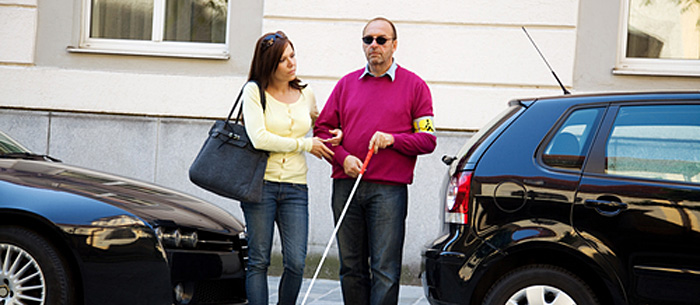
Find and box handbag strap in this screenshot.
[225,81,266,125]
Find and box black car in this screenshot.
[0,131,247,305]
[422,92,700,305]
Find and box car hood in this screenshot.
[0,159,244,235]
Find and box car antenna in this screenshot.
[522,26,570,95]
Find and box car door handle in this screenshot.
[584,199,628,210]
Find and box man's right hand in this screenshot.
[343,155,363,178]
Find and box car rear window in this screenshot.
[455,102,523,170]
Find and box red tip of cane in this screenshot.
[360,148,374,174]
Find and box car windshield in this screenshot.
[0,131,31,155]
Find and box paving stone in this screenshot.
[268,276,429,305]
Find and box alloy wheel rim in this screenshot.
[0,244,46,305]
[507,285,576,305]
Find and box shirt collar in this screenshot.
[360,60,397,82]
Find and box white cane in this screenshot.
[300,148,375,305]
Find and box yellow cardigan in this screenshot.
[241,82,316,184]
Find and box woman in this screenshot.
[241,31,340,305]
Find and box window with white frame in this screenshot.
[70,0,230,59]
[616,0,700,76]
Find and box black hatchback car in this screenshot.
[0,131,247,305]
[422,92,700,305]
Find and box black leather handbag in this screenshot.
[189,81,268,203]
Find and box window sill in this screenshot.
[66,46,230,60]
[613,63,700,78]
[613,68,700,78]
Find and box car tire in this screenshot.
[0,226,76,305]
[483,264,598,305]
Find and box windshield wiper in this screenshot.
[0,152,62,162]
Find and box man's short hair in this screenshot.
[363,17,397,40]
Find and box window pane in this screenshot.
[91,0,153,40]
[606,105,700,183]
[543,108,603,170]
[164,0,228,43]
[626,0,700,59]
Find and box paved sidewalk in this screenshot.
[268,276,429,305]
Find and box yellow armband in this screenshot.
[413,116,435,134]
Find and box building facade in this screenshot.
[1,0,698,280]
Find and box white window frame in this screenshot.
[614,0,700,77]
[68,0,231,59]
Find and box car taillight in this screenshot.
[445,171,472,224]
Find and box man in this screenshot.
[314,17,436,305]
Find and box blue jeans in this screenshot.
[241,181,308,305]
[332,179,408,305]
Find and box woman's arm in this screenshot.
[242,82,312,153]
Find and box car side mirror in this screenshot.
[442,155,457,166]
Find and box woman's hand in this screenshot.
[310,137,334,160]
[322,129,343,146]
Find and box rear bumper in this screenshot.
[421,271,462,305]
[421,227,498,305]
[422,248,470,305]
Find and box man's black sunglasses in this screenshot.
[362,36,392,45]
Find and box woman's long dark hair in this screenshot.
[248,31,306,91]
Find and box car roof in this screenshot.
[511,91,700,108]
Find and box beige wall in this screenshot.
[0,0,37,64]
[0,0,580,130]
[0,0,263,119]
[4,0,697,129]
[263,0,579,130]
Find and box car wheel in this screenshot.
[0,226,76,305]
[483,264,598,305]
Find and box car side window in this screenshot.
[606,104,700,183]
[543,108,604,170]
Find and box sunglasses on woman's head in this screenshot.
[362,36,391,45]
[262,33,283,50]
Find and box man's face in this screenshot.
[362,20,397,68]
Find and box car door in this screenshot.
[574,102,700,304]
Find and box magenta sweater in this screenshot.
[314,65,437,184]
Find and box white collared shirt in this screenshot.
[359,59,398,82]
